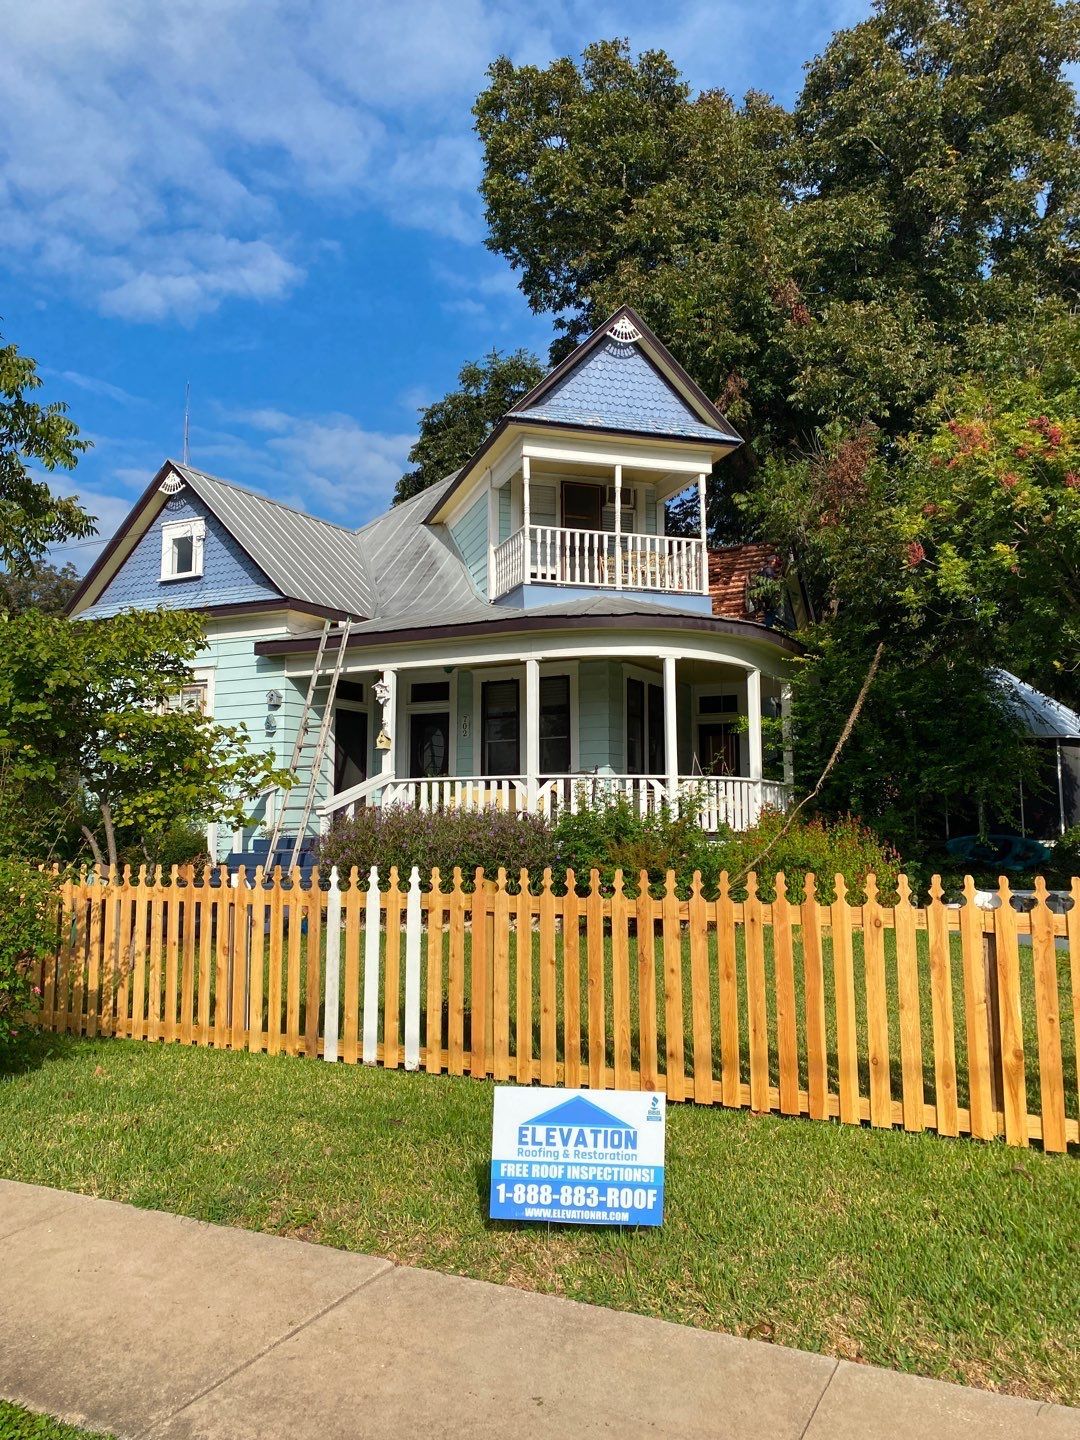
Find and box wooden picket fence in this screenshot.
[34,864,1080,1153]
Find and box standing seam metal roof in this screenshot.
[173,463,376,617]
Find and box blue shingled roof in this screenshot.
[510,337,735,441]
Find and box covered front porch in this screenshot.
[317,653,794,834]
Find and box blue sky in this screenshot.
[1,0,867,571]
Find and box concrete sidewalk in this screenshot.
[0,1181,1075,1440]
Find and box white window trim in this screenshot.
[160,517,206,581]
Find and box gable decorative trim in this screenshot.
[607,316,642,344]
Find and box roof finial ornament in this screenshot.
[607,315,642,345]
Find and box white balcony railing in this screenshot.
[491,525,707,599]
[319,772,794,833]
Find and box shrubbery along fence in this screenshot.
[35,864,1079,1153]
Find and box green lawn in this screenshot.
[0,1400,111,1439]
[2,1036,1077,1405]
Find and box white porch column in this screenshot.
[780,681,794,788]
[525,657,540,811]
[374,668,397,777]
[697,473,709,594]
[746,667,763,823]
[614,462,623,589]
[663,654,679,808]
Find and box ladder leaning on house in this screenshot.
[265,617,354,871]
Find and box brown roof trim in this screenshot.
[66,461,179,614]
[254,609,802,658]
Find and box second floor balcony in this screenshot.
[492,523,708,599]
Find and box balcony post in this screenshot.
[525,657,540,811]
[781,681,794,788]
[522,455,531,585]
[614,462,623,590]
[746,667,763,822]
[486,469,497,596]
[663,654,679,809]
[698,473,709,594]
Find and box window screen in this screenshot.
[482,679,520,775]
[539,675,571,774]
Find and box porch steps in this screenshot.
[222,835,319,882]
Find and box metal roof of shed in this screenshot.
[993,669,1080,740]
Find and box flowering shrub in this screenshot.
[553,798,902,899]
[316,799,904,900]
[316,804,557,887]
[0,859,58,1053]
[716,808,904,902]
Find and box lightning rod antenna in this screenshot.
[182,382,191,465]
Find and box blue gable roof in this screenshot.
[79,489,282,619]
[510,337,730,441]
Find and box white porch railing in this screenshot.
[318,772,794,832]
[491,525,707,598]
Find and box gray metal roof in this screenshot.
[174,464,376,617]
[351,473,490,626]
[993,669,1080,740]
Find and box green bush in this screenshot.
[553,797,719,894]
[0,858,59,1052]
[1046,827,1080,888]
[716,808,904,902]
[552,797,903,899]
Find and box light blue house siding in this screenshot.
[578,661,625,772]
[80,491,281,619]
[449,494,489,594]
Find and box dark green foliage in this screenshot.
[0,337,94,573]
[0,560,79,615]
[394,349,544,504]
[551,795,901,899]
[0,857,58,1051]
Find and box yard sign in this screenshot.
[489,1087,666,1227]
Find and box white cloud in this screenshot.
[1,0,865,324]
[45,369,143,406]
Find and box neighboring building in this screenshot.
[69,307,804,860]
[994,670,1080,837]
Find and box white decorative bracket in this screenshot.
[607,316,642,345]
[159,474,186,495]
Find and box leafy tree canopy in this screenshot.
[0,608,290,867]
[0,337,94,573]
[469,5,1080,848]
[394,349,544,504]
[0,560,80,616]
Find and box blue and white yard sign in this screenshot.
[489,1087,666,1227]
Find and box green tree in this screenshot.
[394,349,544,504]
[0,337,94,572]
[0,608,289,867]
[0,560,80,615]
[475,8,1080,496]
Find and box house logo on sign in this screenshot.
[516,1096,639,1159]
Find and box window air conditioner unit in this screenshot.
[606,486,635,508]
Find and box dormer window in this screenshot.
[161,518,205,580]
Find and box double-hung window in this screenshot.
[160,518,205,581]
